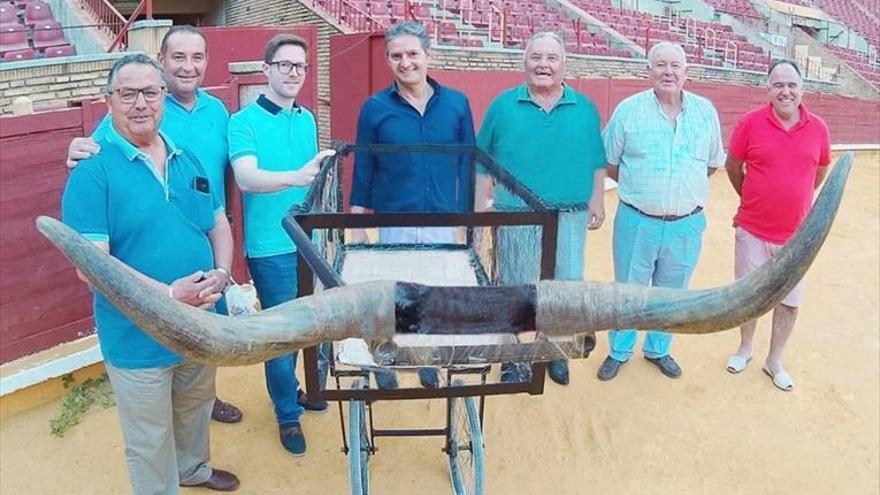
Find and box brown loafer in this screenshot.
[188,469,240,492]
[212,397,243,424]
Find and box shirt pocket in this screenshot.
[689,135,712,164]
[178,189,216,233]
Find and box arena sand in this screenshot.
[1,151,877,495]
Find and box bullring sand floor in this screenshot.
[1,151,877,495]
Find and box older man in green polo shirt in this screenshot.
[476,31,607,385]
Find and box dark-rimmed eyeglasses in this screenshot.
[110,86,166,104]
[268,61,310,75]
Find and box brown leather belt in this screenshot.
[621,201,703,221]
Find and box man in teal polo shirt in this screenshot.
[477,32,607,385]
[62,54,239,493]
[65,25,242,423]
[228,33,335,457]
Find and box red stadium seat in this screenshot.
[0,23,28,55]
[32,20,66,49]
[2,46,34,61]
[43,43,75,57]
[23,0,51,27]
[0,3,16,24]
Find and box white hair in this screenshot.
[524,31,566,61]
[647,42,686,66]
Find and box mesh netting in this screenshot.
[284,142,589,374]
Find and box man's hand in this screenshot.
[66,137,100,169]
[291,149,337,187]
[170,271,224,309]
[205,268,231,289]
[587,195,605,230]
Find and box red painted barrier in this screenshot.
[0,26,319,364]
[2,30,877,364]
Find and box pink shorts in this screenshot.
[734,226,806,308]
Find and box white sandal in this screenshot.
[762,367,794,391]
[726,354,752,374]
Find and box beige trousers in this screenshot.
[105,361,215,495]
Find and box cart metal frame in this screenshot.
[283,142,578,494]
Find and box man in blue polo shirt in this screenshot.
[477,32,607,386]
[65,25,243,424]
[228,33,335,457]
[350,21,476,390]
[62,54,239,493]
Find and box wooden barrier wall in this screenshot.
[0,26,318,364]
[1,32,877,364]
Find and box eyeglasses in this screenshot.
[111,86,166,104]
[268,61,310,75]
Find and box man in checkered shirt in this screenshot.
[597,42,725,381]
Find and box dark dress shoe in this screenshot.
[280,422,307,456]
[500,362,532,383]
[597,356,625,381]
[418,367,440,389]
[374,369,399,390]
[297,389,328,414]
[547,359,570,385]
[645,355,682,378]
[188,469,240,492]
[212,397,243,423]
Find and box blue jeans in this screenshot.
[248,253,302,427]
[248,253,331,427]
[607,203,706,362]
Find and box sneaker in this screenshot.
[374,369,399,390]
[500,362,532,383]
[297,389,328,414]
[596,356,625,381]
[279,422,306,456]
[547,359,570,385]
[418,367,440,389]
[644,355,682,378]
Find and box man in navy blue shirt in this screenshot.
[349,21,476,388]
[350,22,475,242]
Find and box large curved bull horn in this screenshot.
[537,152,852,335]
[36,153,851,366]
[34,216,398,366]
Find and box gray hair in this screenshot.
[647,42,687,66]
[524,31,566,60]
[385,21,431,52]
[767,58,803,79]
[106,53,165,93]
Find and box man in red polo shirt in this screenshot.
[724,59,831,391]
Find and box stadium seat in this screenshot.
[0,23,27,55]
[23,0,51,27]
[43,43,74,57]
[2,46,34,61]
[0,3,17,24]
[32,20,66,49]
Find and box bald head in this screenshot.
[767,60,803,121]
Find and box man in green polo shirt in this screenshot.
[476,31,607,386]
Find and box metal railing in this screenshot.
[76,0,152,52]
[77,0,125,42]
[308,0,388,32]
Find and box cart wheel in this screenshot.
[448,379,485,495]
[348,379,370,495]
